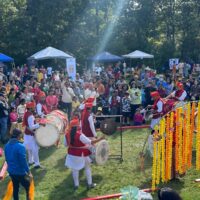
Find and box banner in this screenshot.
[66,58,76,80]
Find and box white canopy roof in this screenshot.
[29,46,73,60]
[123,50,154,59]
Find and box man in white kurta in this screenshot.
[148,91,164,156]
[23,102,41,168]
[150,91,164,129]
[36,91,48,118]
[65,118,103,190]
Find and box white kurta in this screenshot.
[65,134,92,170]
[150,100,163,129]
[23,115,40,165]
[171,90,187,101]
[36,103,45,118]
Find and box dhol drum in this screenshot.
[174,101,187,109]
[90,139,109,165]
[35,110,68,147]
[51,110,68,131]
[100,119,117,136]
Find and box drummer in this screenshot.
[167,82,187,101]
[147,91,164,156]
[23,101,44,168]
[81,98,97,138]
[65,117,104,190]
[149,91,164,129]
[36,91,49,118]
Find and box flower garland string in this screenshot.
[161,118,166,182]
[175,108,179,173]
[196,102,200,170]
[168,111,174,180]
[178,107,183,174]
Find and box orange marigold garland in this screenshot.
[196,102,200,170]
[168,111,174,180]
[188,102,195,168]
[165,114,170,181]
[186,102,191,168]
[175,108,180,173]
[182,109,187,173]
[178,107,183,174]
[161,118,166,182]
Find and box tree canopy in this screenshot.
[0,0,199,67]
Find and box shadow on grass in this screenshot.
[31,168,47,186]
[55,157,67,171]
[39,146,57,161]
[48,170,103,200]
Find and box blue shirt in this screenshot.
[5,139,29,175]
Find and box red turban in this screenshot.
[176,82,183,89]
[70,118,80,127]
[39,91,46,98]
[26,101,36,109]
[150,91,160,98]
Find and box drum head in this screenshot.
[46,114,63,132]
[100,119,117,135]
[95,139,109,165]
[35,124,59,147]
[51,110,68,121]
[174,102,187,109]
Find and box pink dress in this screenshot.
[10,112,18,122]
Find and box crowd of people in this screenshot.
[0,61,200,144]
[1,60,198,200]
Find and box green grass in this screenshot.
[1,129,200,200]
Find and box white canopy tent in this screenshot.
[28,46,73,60]
[123,50,154,59]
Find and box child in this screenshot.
[121,92,131,125]
[17,99,26,121]
[133,108,144,126]
[9,107,18,135]
[95,107,103,128]
[72,96,80,113]
[9,107,18,123]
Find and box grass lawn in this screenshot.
[1,129,200,200]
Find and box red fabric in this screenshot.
[23,111,35,135]
[42,104,49,115]
[163,99,175,114]
[38,91,46,98]
[151,91,160,98]
[67,131,91,156]
[81,110,94,137]
[176,82,183,89]
[26,102,36,109]
[175,89,184,98]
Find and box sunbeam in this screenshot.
[97,0,127,53]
